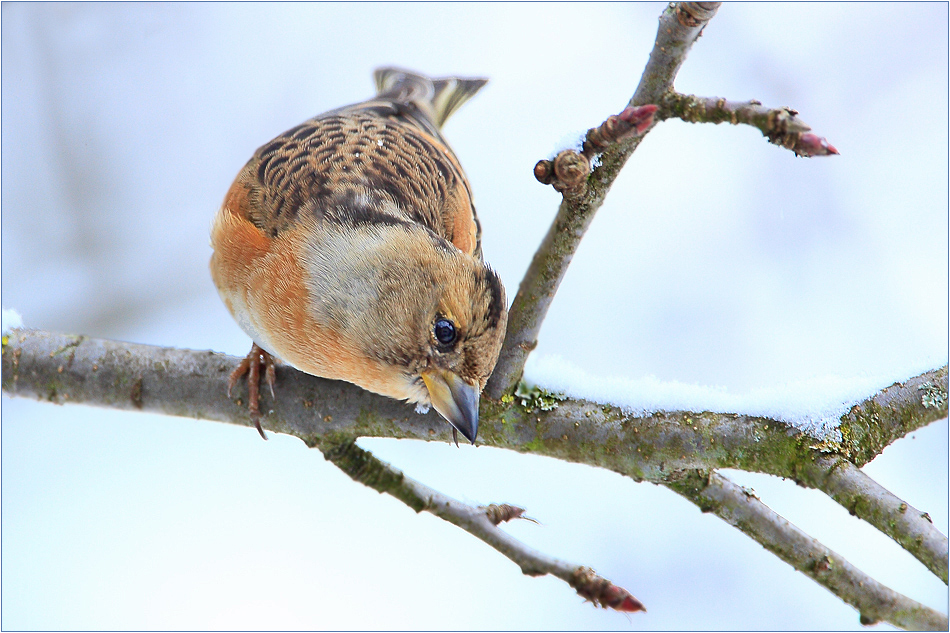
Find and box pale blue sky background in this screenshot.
[2,3,947,629]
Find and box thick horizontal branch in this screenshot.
[4,329,946,623]
[485,2,721,398]
[665,470,948,630]
[318,435,644,612]
[0,328,642,611]
[657,92,839,156]
[4,330,945,485]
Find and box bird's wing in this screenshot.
[229,70,487,259]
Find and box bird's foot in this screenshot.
[228,343,276,440]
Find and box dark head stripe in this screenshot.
[479,266,505,331]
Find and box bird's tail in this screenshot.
[374,67,488,129]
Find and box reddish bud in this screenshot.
[795,132,839,157]
[619,104,658,134]
[601,584,647,613]
[571,566,646,614]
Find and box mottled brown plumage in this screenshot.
[210,68,507,443]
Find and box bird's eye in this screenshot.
[434,318,457,346]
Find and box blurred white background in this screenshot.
[2,3,947,629]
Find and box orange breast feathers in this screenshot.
[210,181,398,392]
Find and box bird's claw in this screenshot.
[228,343,276,440]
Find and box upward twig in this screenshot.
[630,2,721,105]
[484,2,722,398]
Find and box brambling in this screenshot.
[210,68,507,444]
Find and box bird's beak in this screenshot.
[422,368,480,444]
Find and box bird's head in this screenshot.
[415,258,507,443]
[354,227,507,444]
[304,222,507,444]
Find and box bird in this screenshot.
[210,67,507,445]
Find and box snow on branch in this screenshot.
[3,329,944,485]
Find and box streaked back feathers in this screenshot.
[232,68,488,258]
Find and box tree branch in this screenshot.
[318,435,644,612]
[0,328,647,612]
[800,456,948,583]
[4,327,947,624]
[484,2,721,398]
[838,372,948,467]
[657,92,839,156]
[4,330,945,483]
[665,470,948,630]
[630,2,721,106]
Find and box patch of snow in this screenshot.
[550,129,586,158]
[2,308,23,334]
[524,353,948,441]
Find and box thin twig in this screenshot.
[484,2,721,398]
[800,456,948,583]
[665,470,949,631]
[318,435,644,612]
[630,2,721,106]
[657,92,839,156]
